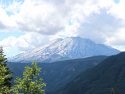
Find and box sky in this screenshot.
[0,0,125,58]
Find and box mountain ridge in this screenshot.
[47,52,125,94]
[7,55,108,92]
[8,36,120,63]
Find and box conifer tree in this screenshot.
[0,63,12,94]
[0,45,13,93]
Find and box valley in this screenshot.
[7,55,108,92]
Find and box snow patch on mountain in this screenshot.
[8,37,120,63]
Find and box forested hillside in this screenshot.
[7,55,108,92]
[47,52,125,94]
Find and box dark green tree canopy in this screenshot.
[0,45,13,93]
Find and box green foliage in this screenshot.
[0,45,13,94]
[11,61,46,94]
[0,64,13,94]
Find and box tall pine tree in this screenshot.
[0,45,13,93]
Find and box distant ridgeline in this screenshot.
[8,37,120,63]
[7,55,108,92]
[46,52,125,94]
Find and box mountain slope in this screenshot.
[47,52,125,94]
[7,55,108,92]
[8,36,120,63]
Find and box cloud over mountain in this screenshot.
[0,0,125,56]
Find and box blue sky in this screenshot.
[0,0,125,58]
[1,0,24,16]
[114,0,120,3]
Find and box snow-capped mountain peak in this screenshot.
[8,37,120,63]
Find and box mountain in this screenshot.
[7,55,108,92]
[8,36,120,63]
[47,52,125,94]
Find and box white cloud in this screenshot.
[108,0,125,20]
[0,36,16,47]
[0,32,50,52]
[0,46,11,53]
[64,23,79,37]
[0,5,10,30]
[0,5,17,30]
[105,28,125,45]
[64,7,125,44]
[11,0,69,35]
[5,1,22,14]
[1,0,115,34]
[0,0,125,51]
